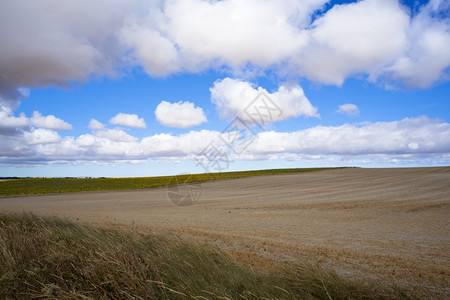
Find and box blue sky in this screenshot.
[0,0,449,177]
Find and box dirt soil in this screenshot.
[1,167,449,296]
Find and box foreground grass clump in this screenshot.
[0,213,417,299]
[0,168,338,196]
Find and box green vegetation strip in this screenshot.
[0,168,339,196]
[0,213,419,299]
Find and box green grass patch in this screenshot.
[0,168,340,196]
[0,213,420,299]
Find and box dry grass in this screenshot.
[1,167,448,298]
[0,213,422,299]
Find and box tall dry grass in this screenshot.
[0,213,422,299]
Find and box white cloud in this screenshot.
[95,128,138,142]
[119,25,181,76]
[155,101,207,128]
[0,0,449,97]
[118,0,327,75]
[118,0,449,88]
[408,142,419,150]
[140,130,220,158]
[0,105,72,138]
[1,116,449,167]
[76,134,97,147]
[337,103,360,117]
[0,107,28,128]
[382,0,450,88]
[210,78,319,123]
[161,0,318,70]
[248,117,450,157]
[88,119,105,130]
[293,0,410,86]
[30,111,72,130]
[0,106,72,139]
[24,128,61,145]
[109,113,146,128]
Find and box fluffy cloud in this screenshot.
[337,104,360,117]
[0,106,72,135]
[118,0,450,88]
[0,108,28,128]
[155,101,207,128]
[293,0,410,86]
[140,130,221,158]
[24,128,61,145]
[95,128,138,142]
[119,0,327,75]
[161,0,316,69]
[210,78,318,124]
[248,117,450,157]
[383,0,450,88]
[1,0,449,99]
[88,119,105,130]
[1,116,449,166]
[119,25,181,77]
[30,111,72,130]
[109,113,146,128]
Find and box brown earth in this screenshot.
[1,167,449,296]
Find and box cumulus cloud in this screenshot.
[293,0,410,86]
[119,25,181,76]
[30,111,72,130]
[95,128,138,142]
[0,106,72,138]
[1,116,449,166]
[382,0,450,88]
[118,0,449,88]
[24,128,61,145]
[88,119,105,130]
[248,117,450,157]
[160,0,317,70]
[140,130,221,158]
[118,0,328,75]
[0,88,30,111]
[210,78,318,124]
[109,113,146,128]
[0,0,140,100]
[76,134,97,147]
[337,104,360,117]
[155,101,207,128]
[0,108,28,128]
[0,0,448,99]
[0,1,449,169]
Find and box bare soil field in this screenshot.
[1,167,449,296]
